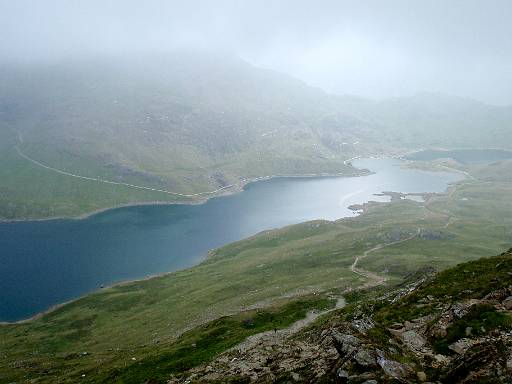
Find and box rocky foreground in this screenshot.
[170,249,512,383]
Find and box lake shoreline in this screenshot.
[0,165,465,325]
[0,169,370,224]
[0,268,180,326]
[1,155,467,324]
[2,147,503,224]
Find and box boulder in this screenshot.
[354,349,378,368]
[443,340,500,382]
[401,330,427,351]
[417,371,427,382]
[376,350,412,381]
[448,338,477,355]
[452,303,471,319]
[434,354,451,365]
[506,355,512,371]
[430,325,448,338]
[388,327,405,338]
[337,368,349,382]
[503,296,512,310]
[404,320,415,331]
[331,331,361,357]
[484,288,511,303]
[351,317,375,334]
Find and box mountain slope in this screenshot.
[0,54,373,219]
[1,54,511,220]
[337,92,512,149]
[183,249,512,383]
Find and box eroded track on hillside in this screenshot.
[350,228,421,288]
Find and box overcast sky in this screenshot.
[1,0,511,104]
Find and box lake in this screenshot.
[0,158,464,322]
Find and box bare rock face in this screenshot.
[448,338,478,355]
[503,296,512,310]
[353,349,378,368]
[451,302,471,319]
[331,331,361,357]
[484,287,511,303]
[351,317,375,334]
[416,371,427,382]
[401,330,427,352]
[442,339,507,382]
[336,368,349,380]
[331,330,414,381]
[376,349,413,381]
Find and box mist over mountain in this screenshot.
[1,52,511,219]
[2,0,512,104]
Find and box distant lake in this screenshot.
[406,149,512,164]
[0,158,464,322]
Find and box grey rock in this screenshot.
[401,330,427,351]
[404,320,415,331]
[417,371,427,382]
[337,368,349,379]
[331,331,361,356]
[452,303,470,319]
[351,317,375,334]
[376,349,412,381]
[503,296,512,310]
[354,349,378,368]
[506,355,512,371]
[448,338,476,355]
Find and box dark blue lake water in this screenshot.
[0,158,464,321]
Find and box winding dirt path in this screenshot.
[175,234,425,382]
[14,143,352,199]
[13,145,236,198]
[197,231,420,359]
[228,297,346,354]
[350,228,421,288]
[174,297,346,383]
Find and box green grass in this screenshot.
[374,250,512,327]
[95,296,333,384]
[0,295,333,383]
[0,144,191,220]
[433,303,512,354]
[313,249,512,375]
[1,160,512,382]
[0,128,359,220]
[364,249,512,359]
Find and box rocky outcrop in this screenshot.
[168,250,512,383]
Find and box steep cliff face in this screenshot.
[175,249,512,383]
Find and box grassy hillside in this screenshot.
[0,127,190,220]
[1,160,511,382]
[2,54,511,219]
[0,54,370,220]
[181,249,512,383]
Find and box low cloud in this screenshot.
[1,0,511,104]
